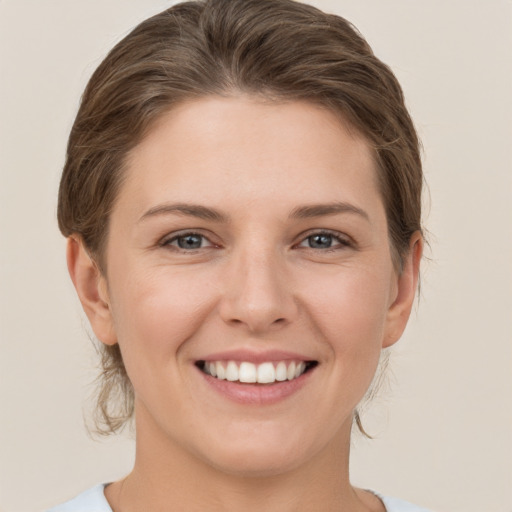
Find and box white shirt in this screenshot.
[46,484,433,511]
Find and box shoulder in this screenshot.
[46,484,112,512]
[375,492,434,512]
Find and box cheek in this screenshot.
[286,264,394,435]
[108,265,216,365]
[298,263,392,360]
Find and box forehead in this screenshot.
[119,96,382,219]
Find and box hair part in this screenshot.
[58,0,423,436]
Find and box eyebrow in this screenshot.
[139,201,369,223]
[139,203,230,223]
[289,202,370,221]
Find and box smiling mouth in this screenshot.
[196,360,318,384]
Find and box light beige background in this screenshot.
[1,1,511,511]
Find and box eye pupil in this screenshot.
[309,234,332,249]
[178,234,203,249]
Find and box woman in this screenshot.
[49,0,429,510]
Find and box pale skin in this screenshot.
[68,96,422,512]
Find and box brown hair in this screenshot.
[58,0,422,435]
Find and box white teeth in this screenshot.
[287,361,296,380]
[257,362,275,384]
[226,361,239,381]
[275,362,288,381]
[239,362,257,383]
[216,362,226,380]
[203,360,311,383]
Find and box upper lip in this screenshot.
[197,349,316,364]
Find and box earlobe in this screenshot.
[382,232,423,348]
[66,236,117,346]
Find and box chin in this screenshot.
[205,449,305,478]
[192,427,318,478]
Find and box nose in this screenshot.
[218,247,298,334]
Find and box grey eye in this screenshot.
[307,234,334,249]
[175,234,204,249]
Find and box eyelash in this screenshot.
[297,230,353,251]
[160,231,215,252]
[160,229,353,253]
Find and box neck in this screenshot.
[106,406,375,512]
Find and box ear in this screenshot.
[382,232,423,348]
[66,236,117,346]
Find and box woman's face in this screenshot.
[76,96,419,476]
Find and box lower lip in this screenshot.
[197,366,315,405]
